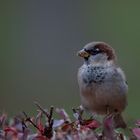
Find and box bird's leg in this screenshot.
[103,109,115,136]
[106,105,111,116]
[103,105,112,125]
[102,114,116,140]
[113,110,127,128]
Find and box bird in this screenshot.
[77,41,128,128]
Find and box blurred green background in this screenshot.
[0,1,140,123]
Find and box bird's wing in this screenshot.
[114,67,128,94]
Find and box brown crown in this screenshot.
[84,42,116,61]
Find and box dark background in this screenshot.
[0,1,140,123]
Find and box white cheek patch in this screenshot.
[89,53,108,64]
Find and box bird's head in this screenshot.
[77,42,116,65]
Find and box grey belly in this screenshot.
[80,82,127,114]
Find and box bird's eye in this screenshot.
[84,48,101,55]
[95,48,100,52]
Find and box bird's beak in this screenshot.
[77,49,90,58]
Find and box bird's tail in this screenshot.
[113,113,127,128]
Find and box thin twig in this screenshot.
[48,106,54,125]
[72,107,84,125]
[34,101,49,118]
[22,111,43,134]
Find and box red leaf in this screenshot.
[4,127,19,139]
[103,115,115,139]
[35,135,48,140]
[61,122,75,131]
[35,112,44,134]
[82,119,100,130]
[27,134,49,140]
[0,113,7,128]
[136,120,140,126]
[4,127,18,136]
[132,128,140,139]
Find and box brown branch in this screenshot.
[34,102,54,138]
[34,101,49,118]
[22,111,44,135]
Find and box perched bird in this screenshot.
[77,41,128,128]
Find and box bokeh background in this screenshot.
[0,1,140,123]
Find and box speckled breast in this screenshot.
[82,65,107,85]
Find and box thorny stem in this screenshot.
[21,119,27,132]
[34,102,49,118]
[48,106,54,126]
[22,111,44,135]
[72,107,84,125]
[34,102,54,126]
[44,106,54,138]
[34,102,54,138]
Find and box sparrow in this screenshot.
[77,41,128,128]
